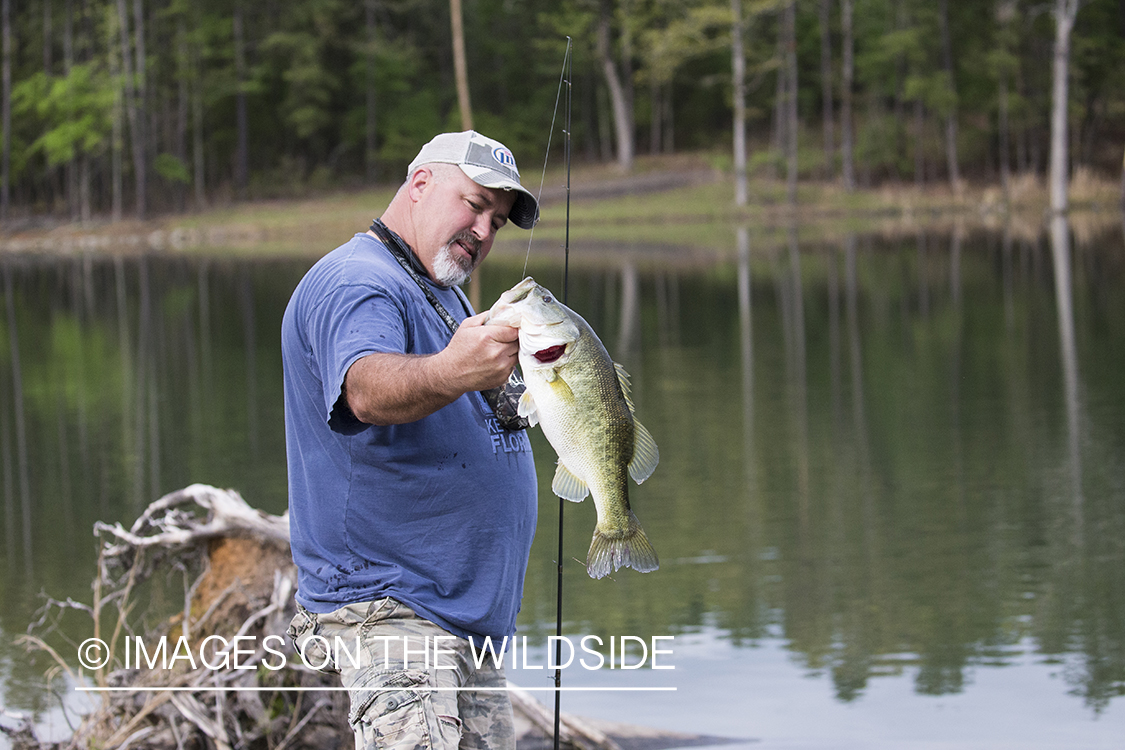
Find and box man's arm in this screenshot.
[344,312,519,426]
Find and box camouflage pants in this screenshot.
[287,598,515,750]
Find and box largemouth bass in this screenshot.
[488,277,659,579]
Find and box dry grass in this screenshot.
[3,153,1122,256]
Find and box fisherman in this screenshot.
[282,130,540,749]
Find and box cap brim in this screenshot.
[460,165,539,230]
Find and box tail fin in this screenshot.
[586,512,659,579]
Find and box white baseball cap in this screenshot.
[408,130,540,229]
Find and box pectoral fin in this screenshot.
[517,389,539,428]
[552,461,589,502]
[628,420,659,484]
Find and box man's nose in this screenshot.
[471,213,493,241]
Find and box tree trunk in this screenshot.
[840,0,855,191]
[116,0,142,218]
[112,77,123,220]
[914,99,925,186]
[175,18,189,212]
[732,0,747,206]
[819,0,834,180]
[1120,146,1125,212]
[233,0,249,195]
[365,0,378,181]
[0,0,9,222]
[597,0,633,171]
[998,72,1011,205]
[65,0,77,220]
[132,0,147,218]
[450,0,473,130]
[939,0,961,193]
[192,24,206,210]
[1049,0,1081,214]
[43,0,52,74]
[772,26,785,178]
[620,0,635,156]
[784,1,798,205]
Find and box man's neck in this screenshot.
[368,220,433,282]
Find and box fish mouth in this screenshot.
[497,276,538,306]
[533,344,567,364]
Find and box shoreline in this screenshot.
[3,155,1123,256]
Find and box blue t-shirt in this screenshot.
[281,232,537,645]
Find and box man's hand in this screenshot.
[344,312,520,426]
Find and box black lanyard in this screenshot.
[368,219,529,432]
[369,219,468,333]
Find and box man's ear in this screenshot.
[406,166,433,204]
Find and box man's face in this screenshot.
[413,165,517,286]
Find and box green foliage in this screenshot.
[155,154,192,184]
[1,0,1123,215]
[13,65,116,167]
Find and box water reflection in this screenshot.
[0,222,1124,726]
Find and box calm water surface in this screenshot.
[1,221,1124,747]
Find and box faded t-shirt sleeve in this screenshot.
[304,282,408,434]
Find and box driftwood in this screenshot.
[11,484,646,750]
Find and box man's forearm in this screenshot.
[344,351,462,426]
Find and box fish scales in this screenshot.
[487,277,658,579]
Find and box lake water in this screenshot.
[1,219,1124,748]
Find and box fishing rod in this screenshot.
[553,39,573,750]
[519,36,573,749]
[524,35,573,750]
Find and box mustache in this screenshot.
[449,230,482,260]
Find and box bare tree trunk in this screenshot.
[597,0,633,171]
[819,0,834,180]
[450,0,473,130]
[233,0,249,195]
[191,21,206,210]
[44,0,53,73]
[175,18,189,212]
[663,82,673,153]
[365,0,378,181]
[998,72,1011,205]
[132,0,147,218]
[784,0,798,205]
[1050,0,1081,214]
[620,0,635,156]
[116,0,142,218]
[0,0,9,222]
[939,0,961,194]
[840,0,855,191]
[111,47,123,220]
[80,154,90,221]
[65,0,77,220]
[772,26,785,178]
[732,0,747,206]
[1120,146,1125,212]
[914,99,925,187]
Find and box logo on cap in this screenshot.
[493,146,517,172]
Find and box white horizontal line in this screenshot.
[75,686,676,693]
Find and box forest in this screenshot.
[0,0,1123,223]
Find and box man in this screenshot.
[282,131,540,749]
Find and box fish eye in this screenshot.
[543,295,553,303]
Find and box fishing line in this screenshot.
[523,37,573,279]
